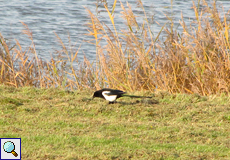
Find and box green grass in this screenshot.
[0,85,229,159]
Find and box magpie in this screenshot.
[92,88,152,104]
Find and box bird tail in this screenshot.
[122,95,152,98]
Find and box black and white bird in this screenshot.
[92,88,151,104]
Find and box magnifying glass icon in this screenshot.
[3,141,18,157]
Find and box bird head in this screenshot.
[92,91,98,99]
[92,90,104,100]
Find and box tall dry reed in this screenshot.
[0,0,229,95]
[85,0,230,95]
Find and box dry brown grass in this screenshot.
[0,0,229,95]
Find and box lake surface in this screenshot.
[1,0,229,62]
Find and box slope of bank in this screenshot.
[0,85,230,159]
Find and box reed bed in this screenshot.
[0,0,229,95]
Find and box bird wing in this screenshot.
[103,90,126,96]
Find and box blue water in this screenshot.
[1,0,229,63]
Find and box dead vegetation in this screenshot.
[0,0,229,95]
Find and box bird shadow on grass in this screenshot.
[115,101,139,105]
[116,99,159,105]
[0,95,24,106]
[82,97,159,105]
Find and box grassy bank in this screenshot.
[1,1,230,158]
[1,85,230,159]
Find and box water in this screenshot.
[0,0,229,62]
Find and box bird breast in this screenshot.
[102,91,117,102]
